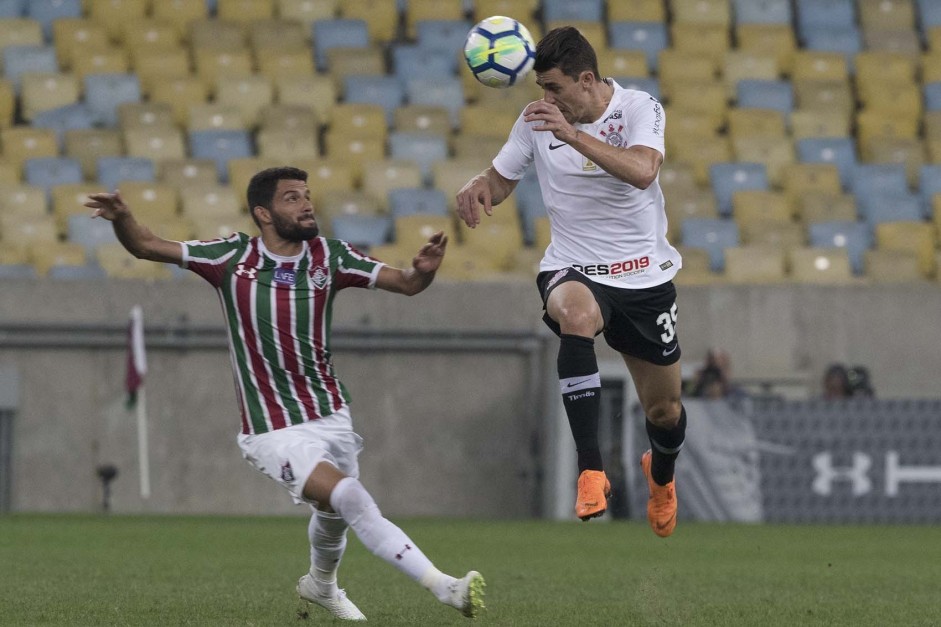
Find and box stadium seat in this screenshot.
[862,137,925,188]
[613,77,661,100]
[89,0,148,39]
[96,156,155,191]
[458,220,525,271]
[722,50,780,98]
[797,192,859,225]
[857,84,922,119]
[129,47,190,97]
[405,77,464,128]
[0,183,48,220]
[863,28,922,58]
[84,74,141,127]
[276,0,337,27]
[179,185,243,220]
[731,135,794,188]
[849,164,909,202]
[118,102,176,132]
[28,240,87,276]
[344,76,404,125]
[739,218,805,250]
[788,247,855,284]
[431,156,491,210]
[858,192,923,226]
[801,26,861,68]
[395,105,452,137]
[392,213,456,251]
[415,20,473,53]
[19,72,79,122]
[188,130,254,183]
[406,0,464,37]
[731,0,792,24]
[664,189,719,242]
[160,159,218,189]
[796,137,858,188]
[727,108,786,140]
[323,133,385,181]
[329,214,392,249]
[255,128,320,160]
[70,47,131,81]
[339,0,397,42]
[361,160,424,209]
[120,18,182,50]
[255,48,315,81]
[608,22,669,71]
[859,0,916,31]
[318,190,381,223]
[23,157,82,194]
[808,220,871,274]
[542,0,603,22]
[312,18,369,72]
[791,51,849,83]
[709,162,769,216]
[2,45,58,91]
[723,245,787,283]
[217,0,274,22]
[96,242,173,280]
[388,132,450,185]
[326,46,386,87]
[596,48,648,80]
[0,0,26,17]
[47,130,115,178]
[795,0,855,41]
[27,0,82,39]
[680,217,740,271]
[790,110,851,140]
[736,79,793,114]
[792,80,854,116]
[732,190,792,225]
[875,220,937,276]
[392,44,457,85]
[388,188,448,218]
[215,76,275,128]
[276,74,336,124]
[193,47,253,90]
[115,181,178,222]
[925,82,941,111]
[919,0,941,32]
[670,135,733,186]
[122,127,186,166]
[185,104,247,134]
[864,248,924,282]
[0,127,58,172]
[670,23,730,65]
[736,24,798,73]
[249,16,308,50]
[30,103,97,142]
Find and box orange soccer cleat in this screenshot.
[640,450,677,537]
[575,469,611,521]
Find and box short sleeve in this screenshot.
[332,240,384,289]
[491,110,535,181]
[181,232,247,287]
[624,94,666,156]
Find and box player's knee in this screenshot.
[556,308,600,337]
[329,477,380,527]
[646,398,682,428]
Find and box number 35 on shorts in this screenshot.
[657,303,678,344]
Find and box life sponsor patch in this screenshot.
[273,267,296,285]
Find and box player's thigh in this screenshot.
[538,269,606,335]
[622,353,682,425]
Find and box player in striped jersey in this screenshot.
[85,167,485,621]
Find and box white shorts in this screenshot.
[237,406,363,505]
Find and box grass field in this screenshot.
[2,514,940,626]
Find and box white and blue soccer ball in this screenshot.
[463,16,536,89]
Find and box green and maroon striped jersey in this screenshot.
[182,233,383,434]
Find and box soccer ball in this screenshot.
[463,16,536,89]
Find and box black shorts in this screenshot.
[536,268,681,366]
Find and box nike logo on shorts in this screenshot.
[662,344,678,357]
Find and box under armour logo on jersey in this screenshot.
[308,266,328,289]
[235,264,258,279]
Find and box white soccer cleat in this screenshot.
[296,574,366,621]
[447,570,486,618]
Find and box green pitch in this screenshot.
[2,515,939,626]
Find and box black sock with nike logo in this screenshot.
[558,333,603,473]
[646,405,687,486]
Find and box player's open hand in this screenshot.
[412,231,448,274]
[84,191,130,222]
[456,174,492,228]
[524,100,576,143]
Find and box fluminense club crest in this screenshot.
[308,266,328,289]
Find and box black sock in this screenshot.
[646,405,687,486]
[558,334,603,473]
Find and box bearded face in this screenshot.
[270,206,319,241]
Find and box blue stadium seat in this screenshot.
[388,132,449,184]
[388,188,448,218]
[736,79,794,114]
[608,22,668,72]
[808,220,871,274]
[330,214,392,249]
[415,20,473,53]
[795,0,855,42]
[97,157,156,191]
[924,82,941,112]
[312,19,370,72]
[918,0,941,30]
[343,75,405,125]
[918,164,941,215]
[850,164,909,201]
[188,130,254,183]
[614,77,661,100]
[543,0,604,23]
[27,0,82,38]
[0,264,38,279]
[31,103,97,141]
[732,0,792,24]
[2,45,58,91]
[47,264,107,280]
[516,169,546,246]
[84,74,142,127]
[68,213,118,251]
[709,162,770,217]
[801,26,861,68]
[858,192,924,226]
[0,0,25,17]
[392,44,457,83]
[23,157,82,192]
[681,218,740,271]
[405,77,464,128]
[796,137,858,188]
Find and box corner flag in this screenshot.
[126,305,151,499]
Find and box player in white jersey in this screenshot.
[457,27,686,536]
[85,167,485,621]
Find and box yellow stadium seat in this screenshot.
[597,48,648,78]
[189,214,257,240]
[670,22,730,65]
[0,183,48,220]
[658,162,699,196]
[340,0,398,42]
[722,50,779,98]
[431,157,491,209]
[864,249,924,282]
[186,104,247,132]
[664,189,719,241]
[533,215,551,251]
[51,19,108,69]
[130,47,191,96]
[670,0,731,25]
[118,102,177,132]
[0,18,43,51]
[0,214,58,248]
[791,51,848,82]
[152,0,209,39]
[394,105,452,136]
[225,158,280,200]
[546,21,606,53]
[0,127,58,173]
[875,220,937,277]
[393,214,456,251]
[294,158,356,206]
[28,240,88,276]
[255,128,320,160]
[0,79,13,128]
[934,198,941,234]
[194,47,254,89]
[51,183,103,234]
[275,74,336,124]
[672,246,719,285]
[727,108,786,140]
[858,0,915,31]
[255,48,315,80]
[790,110,850,139]
[160,159,220,188]
[781,163,843,205]
[71,47,130,80]
[361,159,424,208]
[923,52,941,83]
[460,105,518,140]
[788,247,855,284]
[123,127,188,163]
[857,81,922,117]
[179,184,244,219]
[608,0,666,22]
[276,0,338,27]
[856,110,919,147]
[738,219,804,249]
[258,104,318,135]
[929,139,941,164]
[724,245,787,283]
[215,75,275,127]
[64,128,123,180]
[0,158,18,183]
[96,242,173,280]
[120,19,182,50]
[248,19,309,53]
[318,190,382,222]
[855,51,916,86]
[664,110,721,153]
[217,0,275,23]
[20,72,80,121]
[732,190,792,224]
[731,136,794,188]
[669,135,732,186]
[366,241,415,269]
[862,137,925,187]
[329,103,388,140]
[928,26,941,52]
[797,192,858,225]
[89,0,149,40]
[793,79,854,115]
[474,0,538,20]
[189,19,246,51]
[436,244,506,281]
[863,27,921,61]
[471,78,539,111]
[150,77,210,126]
[927,112,941,146]
[451,134,506,161]
[326,47,385,85]
[666,80,727,128]
[406,0,464,38]
[735,24,796,74]
[148,215,195,242]
[116,182,179,222]
[658,50,718,100]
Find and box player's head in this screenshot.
[533,27,602,123]
[247,166,318,241]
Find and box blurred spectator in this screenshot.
[822,363,875,399]
[689,349,745,399]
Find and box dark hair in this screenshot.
[534,26,600,81]
[246,166,308,227]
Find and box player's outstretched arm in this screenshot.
[455,166,517,228]
[85,191,183,265]
[375,231,448,296]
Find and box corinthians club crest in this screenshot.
[600,122,625,148]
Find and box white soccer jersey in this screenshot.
[492,79,682,288]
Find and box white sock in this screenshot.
[330,477,456,600]
[308,508,348,595]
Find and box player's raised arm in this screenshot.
[374,230,448,296]
[85,190,183,265]
[455,166,518,228]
